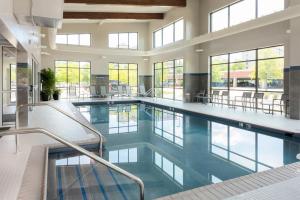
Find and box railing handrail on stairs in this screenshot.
[0,127,145,200]
[16,102,104,156]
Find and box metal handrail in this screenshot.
[16,103,104,156]
[0,127,145,200]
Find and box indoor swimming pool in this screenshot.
[48,103,300,200]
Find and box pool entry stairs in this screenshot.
[48,151,140,200]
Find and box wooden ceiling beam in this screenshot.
[64,0,186,7]
[63,12,164,20]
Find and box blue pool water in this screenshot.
[50,103,300,200]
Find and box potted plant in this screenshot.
[53,88,61,100]
[40,68,55,101]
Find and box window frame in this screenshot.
[209,0,284,32]
[54,60,91,98]
[108,32,139,50]
[154,58,184,101]
[55,33,91,46]
[210,45,285,109]
[108,62,139,96]
[153,18,185,49]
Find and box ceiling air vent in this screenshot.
[13,0,63,28]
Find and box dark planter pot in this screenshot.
[41,93,50,101]
[53,93,59,100]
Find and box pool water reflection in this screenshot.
[77,103,300,199]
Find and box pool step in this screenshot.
[54,164,138,200]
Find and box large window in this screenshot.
[109,63,138,95]
[210,46,284,104]
[153,19,184,48]
[10,64,16,103]
[210,0,284,32]
[154,59,183,101]
[108,33,138,50]
[210,122,284,172]
[55,61,91,98]
[56,34,91,46]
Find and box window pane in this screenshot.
[258,58,284,91]
[211,64,228,89]
[55,68,67,88]
[175,19,184,41]
[129,70,138,87]
[80,62,90,69]
[80,34,91,46]
[230,50,256,62]
[211,7,229,32]
[129,33,138,50]
[68,68,79,84]
[229,61,256,100]
[154,30,162,48]
[56,35,67,44]
[67,34,79,45]
[212,54,228,64]
[55,61,67,68]
[109,70,119,86]
[80,69,90,86]
[155,69,162,88]
[258,0,284,17]
[258,46,284,59]
[119,70,128,85]
[119,33,129,49]
[68,61,80,68]
[129,64,137,70]
[230,0,256,26]
[163,24,174,45]
[109,34,118,48]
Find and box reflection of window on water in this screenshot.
[210,122,284,172]
[56,155,91,166]
[108,104,138,134]
[154,152,183,185]
[109,148,137,164]
[154,108,183,147]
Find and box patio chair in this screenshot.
[193,90,206,102]
[211,90,221,104]
[272,94,289,115]
[138,85,147,96]
[220,91,231,106]
[233,92,252,110]
[118,85,127,97]
[251,93,264,111]
[90,85,100,98]
[125,85,132,97]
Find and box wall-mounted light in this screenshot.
[195,49,204,53]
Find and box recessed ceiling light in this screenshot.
[102,56,107,59]
[286,29,291,34]
[143,58,149,61]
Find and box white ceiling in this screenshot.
[63,3,173,23]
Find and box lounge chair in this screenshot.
[100,86,113,99]
[118,85,127,97]
[138,85,147,96]
[90,85,100,98]
[125,85,132,97]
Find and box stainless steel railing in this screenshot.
[15,102,104,156]
[0,127,145,200]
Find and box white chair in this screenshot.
[90,85,100,98]
[100,86,113,99]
